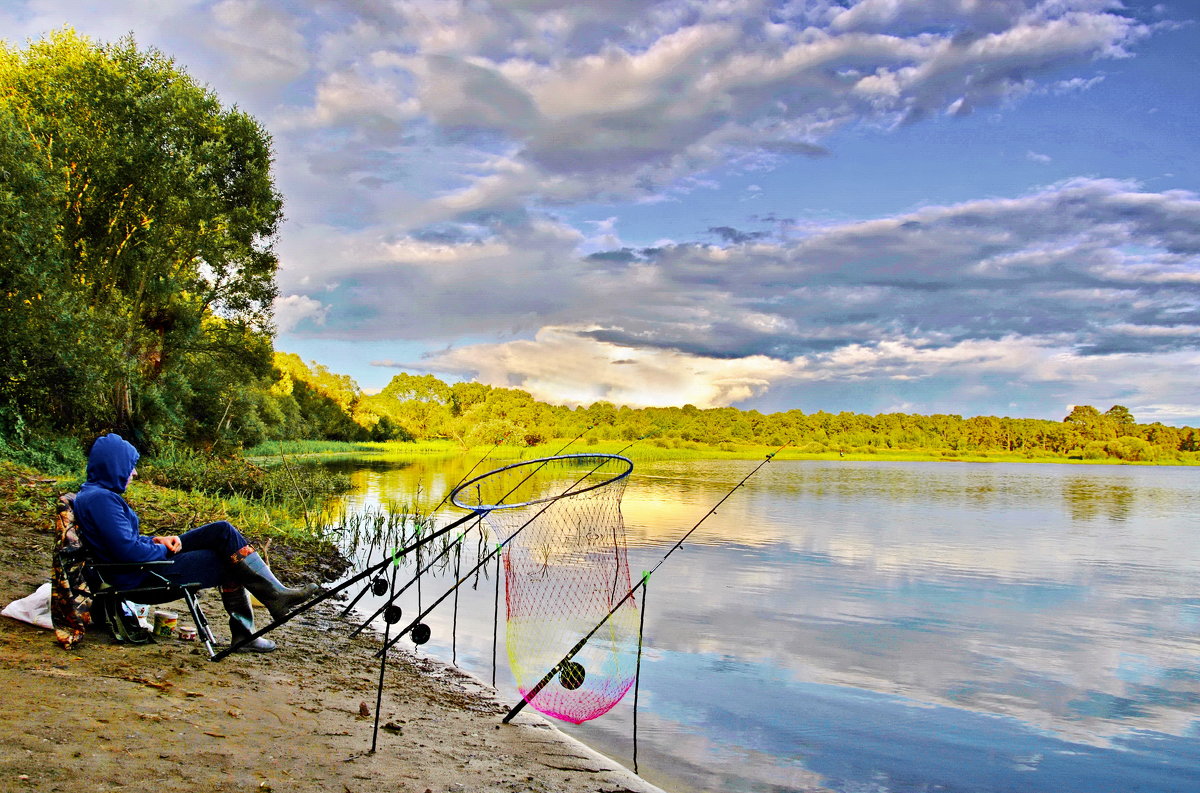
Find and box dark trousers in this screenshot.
[140,521,251,589]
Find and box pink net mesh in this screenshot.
[462,455,638,724]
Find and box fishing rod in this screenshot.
[339,433,512,618]
[214,427,603,661]
[500,442,789,724]
[371,438,649,658]
[346,427,597,638]
[209,506,486,661]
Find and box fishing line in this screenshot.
[340,434,510,618]
[209,506,485,661]
[346,427,597,639]
[500,442,789,724]
[372,454,626,658]
[372,439,648,659]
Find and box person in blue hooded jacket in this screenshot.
[73,433,319,653]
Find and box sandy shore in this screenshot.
[0,513,666,793]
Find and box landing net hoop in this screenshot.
[449,453,633,512]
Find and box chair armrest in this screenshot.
[90,560,176,572]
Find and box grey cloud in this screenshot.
[582,325,854,359]
[285,219,589,341]
[830,0,1035,36]
[418,55,540,137]
[1077,337,1199,356]
[412,226,484,245]
[534,180,1200,361]
[10,2,1155,231]
[226,1,1155,231]
[707,226,768,244]
[290,175,1200,418]
[759,140,833,158]
[585,249,642,263]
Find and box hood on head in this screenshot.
[86,433,140,493]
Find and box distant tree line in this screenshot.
[273,368,1199,464]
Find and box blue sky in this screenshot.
[5,1,1199,423]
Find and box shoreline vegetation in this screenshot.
[246,436,1200,467]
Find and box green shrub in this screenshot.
[1105,436,1158,462]
[140,444,351,511]
[0,434,85,474]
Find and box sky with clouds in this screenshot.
[5,1,1199,423]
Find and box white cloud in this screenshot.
[416,326,792,408]
[281,66,419,130]
[206,0,310,86]
[409,327,1200,422]
[272,294,328,332]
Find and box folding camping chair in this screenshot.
[51,493,218,659]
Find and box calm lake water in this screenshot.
[330,457,1200,793]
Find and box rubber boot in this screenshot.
[221,588,277,653]
[230,551,321,621]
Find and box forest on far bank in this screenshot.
[257,362,1200,465]
[2,30,1196,473]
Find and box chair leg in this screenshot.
[181,589,218,660]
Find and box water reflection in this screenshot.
[330,457,1200,793]
[1062,477,1136,523]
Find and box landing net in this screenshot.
[451,454,638,724]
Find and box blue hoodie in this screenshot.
[73,434,165,585]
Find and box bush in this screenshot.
[1106,436,1158,462]
[140,444,267,496]
[140,444,351,508]
[0,434,85,474]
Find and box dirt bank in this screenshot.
[0,477,664,793]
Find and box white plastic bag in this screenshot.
[2,582,53,630]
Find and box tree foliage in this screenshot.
[0,29,282,450]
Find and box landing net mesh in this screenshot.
[454,454,638,724]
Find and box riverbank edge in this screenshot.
[0,463,669,793]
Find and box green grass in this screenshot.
[239,437,1200,466]
[242,439,392,458]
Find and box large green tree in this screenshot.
[0,29,283,448]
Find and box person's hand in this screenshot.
[152,535,182,554]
